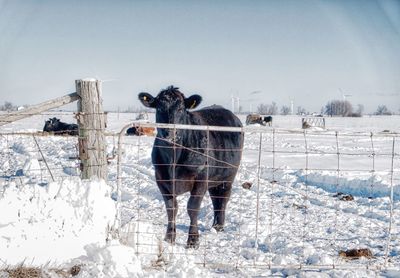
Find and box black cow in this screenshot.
[263,116,273,126]
[138,86,244,248]
[126,126,140,135]
[43,117,78,136]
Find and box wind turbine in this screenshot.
[290,98,294,115]
[232,90,261,113]
[231,95,240,113]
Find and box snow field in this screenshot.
[0,112,399,277]
[114,125,399,276]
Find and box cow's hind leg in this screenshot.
[187,186,207,248]
[209,182,232,232]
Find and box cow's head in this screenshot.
[43,117,60,132]
[138,86,201,139]
[43,119,52,132]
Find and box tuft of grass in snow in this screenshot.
[5,266,41,278]
[1,264,81,278]
[338,248,373,260]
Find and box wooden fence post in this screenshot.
[76,79,108,180]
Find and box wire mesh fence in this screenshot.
[1,112,399,274]
[0,131,80,188]
[112,122,399,274]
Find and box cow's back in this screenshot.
[193,105,242,128]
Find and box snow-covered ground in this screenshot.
[0,112,399,277]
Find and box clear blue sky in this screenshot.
[0,0,399,113]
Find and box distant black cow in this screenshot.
[138,86,244,248]
[263,116,273,126]
[43,117,78,136]
[126,126,140,136]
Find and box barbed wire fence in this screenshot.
[112,122,399,274]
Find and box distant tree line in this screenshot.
[255,100,395,116]
[0,100,396,116]
[324,100,393,116]
[257,102,278,115]
[324,100,362,117]
[0,101,19,111]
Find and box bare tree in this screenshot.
[0,101,17,111]
[257,102,278,115]
[325,100,353,116]
[297,106,307,115]
[280,105,290,115]
[257,104,269,114]
[375,105,391,115]
[269,102,278,115]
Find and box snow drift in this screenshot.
[0,178,115,266]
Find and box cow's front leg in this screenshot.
[163,194,178,244]
[187,186,206,249]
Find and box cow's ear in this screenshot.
[138,92,156,108]
[185,94,202,110]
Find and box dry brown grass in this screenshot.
[2,265,81,278]
[339,248,373,259]
[333,192,355,201]
[6,267,41,278]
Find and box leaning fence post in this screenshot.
[76,79,108,180]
